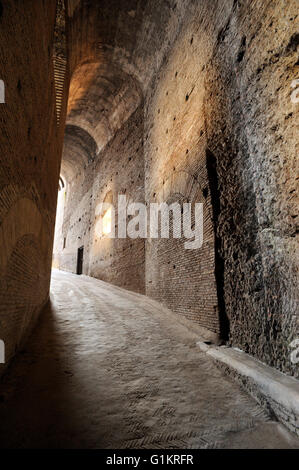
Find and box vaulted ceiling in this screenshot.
[60,0,192,180]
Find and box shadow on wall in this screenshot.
[206,149,230,342]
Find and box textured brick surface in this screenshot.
[1,0,298,380]
[0,0,68,376]
[201,0,299,376]
[57,105,145,294]
[143,0,299,373]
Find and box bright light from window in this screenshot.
[102,207,112,235]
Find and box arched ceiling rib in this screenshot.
[62,0,192,179]
[66,0,191,90]
[66,62,142,152]
[61,124,98,180]
[61,61,142,180]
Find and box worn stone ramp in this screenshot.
[0,270,297,449]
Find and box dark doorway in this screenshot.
[76,246,84,275]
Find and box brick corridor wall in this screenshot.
[58,161,94,275]
[59,105,145,294]
[0,0,67,376]
[89,105,145,294]
[144,0,298,375]
[144,2,227,337]
[54,0,298,376]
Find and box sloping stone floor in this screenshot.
[0,269,298,449]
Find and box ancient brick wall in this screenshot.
[144,0,298,375]
[58,105,145,294]
[53,0,298,377]
[89,106,145,293]
[0,0,67,375]
[144,2,221,337]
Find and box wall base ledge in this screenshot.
[197,341,299,437]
